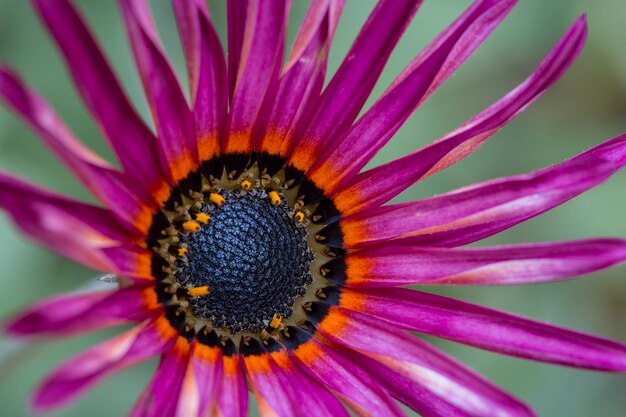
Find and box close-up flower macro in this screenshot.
[1,0,626,416]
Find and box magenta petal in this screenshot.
[312,306,535,417]
[214,342,248,417]
[246,339,350,417]
[173,0,227,160]
[342,287,626,372]
[333,15,587,215]
[339,133,626,248]
[32,318,176,412]
[227,0,249,98]
[242,340,298,417]
[259,0,345,160]
[338,239,626,287]
[337,344,474,417]
[129,339,189,417]
[32,0,164,194]
[287,0,423,173]
[120,0,198,183]
[187,341,223,417]
[308,0,518,193]
[224,0,290,157]
[0,68,155,234]
[0,174,142,272]
[5,285,155,337]
[284,328,408,417]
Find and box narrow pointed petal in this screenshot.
[227,0,249,98]
[0,174,152,276]
[120,0,198,183]
[283,327,408,417]
[333,342,474,417]
[130,338,190,417]
[330,240,626,287]
[5,285,158,337]
[173,0,228,161]
[258,0,345,162]
[310,305,535,417]
[339,287,626,371]
[32,316,178,412]
[331,16,587,216]
[287,0,423,174]
[0,68,156,234]
[243,338,350,417]
[186,337,223,417]
[268,340,350,417]
[336,133,626,248]
[241,340,297,417]
[214,341,248,417]
[32,0,165,198]
[308,0,518,194]
[224,0,290,159]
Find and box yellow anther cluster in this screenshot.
[210,193,225,206]
[241,179,252,190]
[268,190,281,206]
[195,212,211,224]
[269,314,283,329]
[188,286,211,297]
[183,220,201,232]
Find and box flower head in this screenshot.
[1,0,626,416]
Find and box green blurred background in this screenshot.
[1,1,625,416]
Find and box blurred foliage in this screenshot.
[1,1,625,416]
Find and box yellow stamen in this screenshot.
[268,191,281,206]
[210,193,225,206]
[195,212,211,224]
[183,221,201,232]
[241,180,252,190]
[269,314,282,329]
[178,247,188,257]
[188,286,211,297]
[294,211,305,223]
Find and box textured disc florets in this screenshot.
[176,190,313,332]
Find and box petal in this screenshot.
[120,0,198,183]
[0,174,152,276]
[5,285,159,337]
[0,68,156,235]
[331,342,474,417]
[310,304,535,417]
[227,0,249,98]
[173,0,228,161]
[287,0,423,174]
[241,339,297,417]
[214,340,248,417]
[32,316,178,412]
[326,239,626,287]
[258,0,345,168]
[329,16,587,217]
[267,340,350,417]
[224,0,290,164]
[129,338,190,417]
[283,327,407,417]
[339,287,626,372]
[186,335,223,417]
[307,0,518,195]
[32,0,165,198]
[333,133,626,248]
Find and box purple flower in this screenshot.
[1,0,626,416]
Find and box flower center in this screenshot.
[148,157,340,343]
[176,191,313,332]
